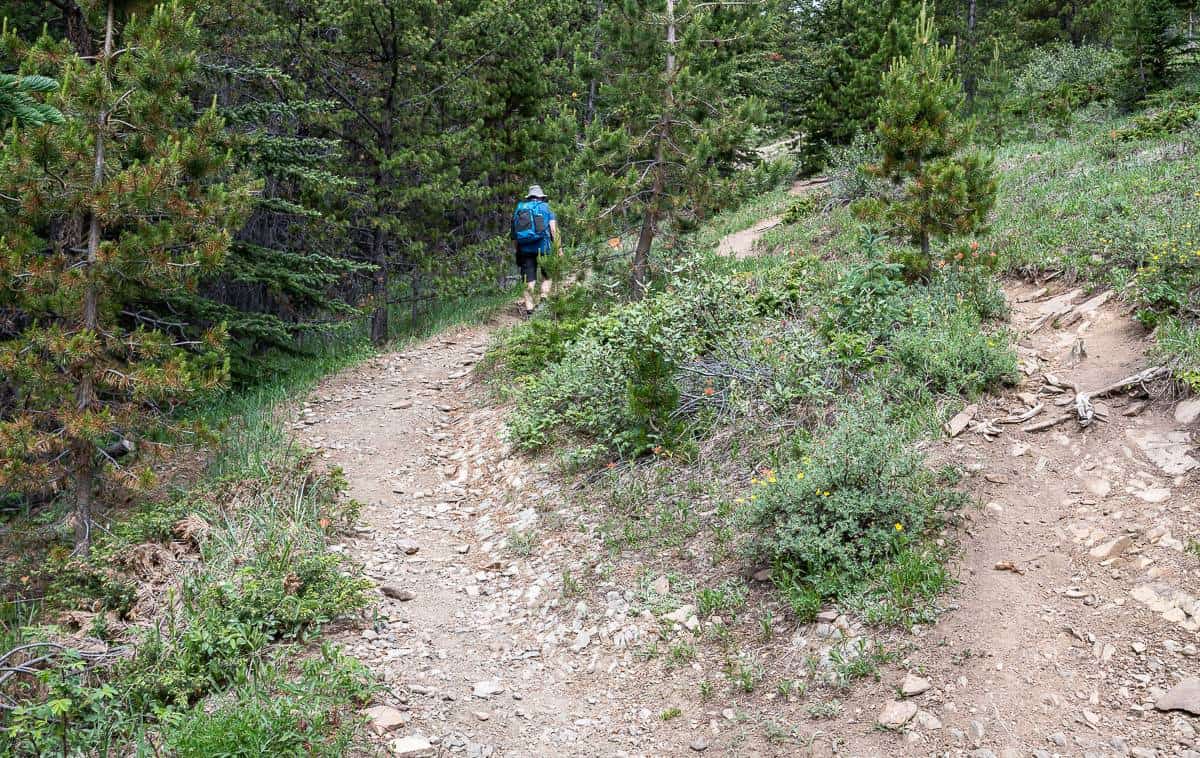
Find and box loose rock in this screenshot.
[381,584,416,601]
[877,700,918,728]
[1156,678,1200,715]
[389,735,434,758]
[901,673,932,697]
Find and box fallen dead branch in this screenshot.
[0,641,129,710]
[1024,366,1167,432]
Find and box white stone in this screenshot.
[389,735,434,757]
[1090,536,1133,561]
[1175,398,1200,425]
[878,700,918,727]
[473,680,504,698]
[902,673,932,697]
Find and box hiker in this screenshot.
[511,184,561,316]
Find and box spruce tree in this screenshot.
[791,0,918,170]
[858,3,996,271]
[578,0,765,289]
[0,0,253,550]
[1120,0,1187,101]
[135,0,369,381]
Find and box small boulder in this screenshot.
[381,584,415,601]
[664,604,696,625]
[1156,677,1200,713]
[473,680,504,699]
[1089,535,1133,561]
[901,673,932,697]
[1175,398,1200,425]
[944,404,978,438]
[389,735,434,758]
[396,538,420,555]
[363,705,407,733]
[650,575,671,595]
[877,700,918,728]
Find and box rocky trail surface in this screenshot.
[293,235,1197,757]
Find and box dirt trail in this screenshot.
[716,178,828,259]
[869,284,1200,757]
[294,262,1198,756]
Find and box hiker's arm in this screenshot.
[550,219,562,255]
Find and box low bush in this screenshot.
[507,270,754,457]
[159,649,372,757]
[823,132,889,206]
[1010,44,1124,120]
[1150,317,1200,391]
[1114,101,1200,141]
[1,456,372,754]
[742,399,966,615]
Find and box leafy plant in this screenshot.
[745,399,967,610]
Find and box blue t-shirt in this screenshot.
[513,200,555,254]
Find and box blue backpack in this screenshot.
[512,200,551,249]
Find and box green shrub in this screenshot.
[823,132,889,206]
[158,648,372,757]
[892,293,1017,396]
[1010,44,1124,118]
[1151,317,1200,391]
[1114,101,1200,141]
[1132,227,1200,328]
[743,400,966,605]
[508,271,753,456]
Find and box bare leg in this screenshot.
[523,280,536,312]
[540,277,553,301]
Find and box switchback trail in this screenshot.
[294,226,1198,757]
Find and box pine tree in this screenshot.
[0,0,253,550]
[857,3,996,272]
[1120,0,1188,101]
[0,22,64,128]
[133,0,370,382]
[791,0,919,170]
[578,0,766,289]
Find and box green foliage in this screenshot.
[1120,0,1189,102]
[1114,101,1200,140]
[158,650,371,757]
[858,5,997,268]
[696,580,748,618]
[824,132,889,206]
[1,436,370,754]
[789,0,919,171]
[1151,318,1200,391]
[0,66,63,127]
[0,3,255,546]
[1009,43,1125,122]
[577,0,769,283]
[745,399,968,606]
[508,270,753,457]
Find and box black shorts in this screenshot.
[516,250,549,283]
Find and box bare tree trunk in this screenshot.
[369,224,389,345]
[61,0,94,57]
[74,0,114,553]
[964,0,977,110]
[630,0,675,292]
[585,0,604,125]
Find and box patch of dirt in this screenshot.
[715,178,828,260]
[296,276,1198,756]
